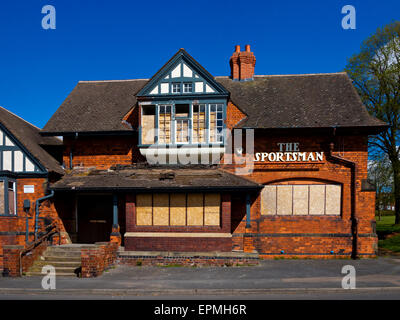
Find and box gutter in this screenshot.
[34,190,55,241]
[327,128,358,259]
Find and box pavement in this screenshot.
[1,257,400,299]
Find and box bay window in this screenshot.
[141,102,225,145]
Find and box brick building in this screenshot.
[0,46,388,269]
[0,106,68,271]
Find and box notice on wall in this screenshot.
[24,185,35,193]
[254,142,324,163]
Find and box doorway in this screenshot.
[77,195,113,243]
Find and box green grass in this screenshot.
[376,215,400,253]
[376,215,400,234]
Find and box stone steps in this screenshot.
[25,244,88,277]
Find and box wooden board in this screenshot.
[204,193,220,226]
[325,185,341,215]
[187,193,204,226]
[277,185,292,215]
[293,185,309,215]
[136,194,152,225]
[309,185,326,215]
[142,114,155,144]
[153,193,169,225]
[170,193,186,226]
[261,185,277,215]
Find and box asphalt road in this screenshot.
[1,257,399,299]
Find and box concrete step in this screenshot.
[31,261,81,268]
[41,255,81,262]
[42,251,82,258]
[25,271,79,277]
[28,266,80,274]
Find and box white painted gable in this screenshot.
[147,61,217,95]
[0,128,39,172]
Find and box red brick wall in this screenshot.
[226,102,247,130]
[63,135,144,170]
[81,242,118,278]
[0,177,70,271]
[223,132,377,258]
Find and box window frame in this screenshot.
[209,104,224,143]
[135,193,221,227]
[183,82,193,93]
[261,183,342,217]
[171,82,181,94]
[0,177,17,216]
[141,101,226,146]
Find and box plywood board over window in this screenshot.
[325,185,341,215]
[204,193,220,226]
[136,194,152,225]
[277,185,292,215]
[153,193,169,226]
[187,193,204,226]
[261,185,276,215]
[170,193,186,226]
[142,106,155,145]
[261,184,341,216]
[309,185,325,215]
[293,185,308,215]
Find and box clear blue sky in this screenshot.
[0,0,399,128]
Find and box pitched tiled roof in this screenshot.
[215,73,387,130]
[42,79,147,134]
[42,72,387,134]
[50,165,261,191]
[0,106,63,174]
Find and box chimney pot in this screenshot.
[230,44,256,81]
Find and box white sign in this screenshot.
[254,142,324,163]
[24,185,35,194]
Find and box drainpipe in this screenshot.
[327,128,358,259]
[69,132,78,170]
[34,190,55,242]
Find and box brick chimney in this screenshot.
[230,45,256,81]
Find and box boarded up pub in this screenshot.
[0,45,388,273]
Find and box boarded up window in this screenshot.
[135,193,221,226]
[204,193,220,226]
[261,185,276,215]
[293,185,309,215]
[136,194,152,225]
[309,185,325,215]
[142,106,155,145]
[158,105,171,143]
[153,194,169,225]
[187,193,204,226]
[0,181,4,214]
[193,104,206,143]
[170,194,186,226]
[325,185,341,215]
[261,184,341,216]
[277,185,292,215]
